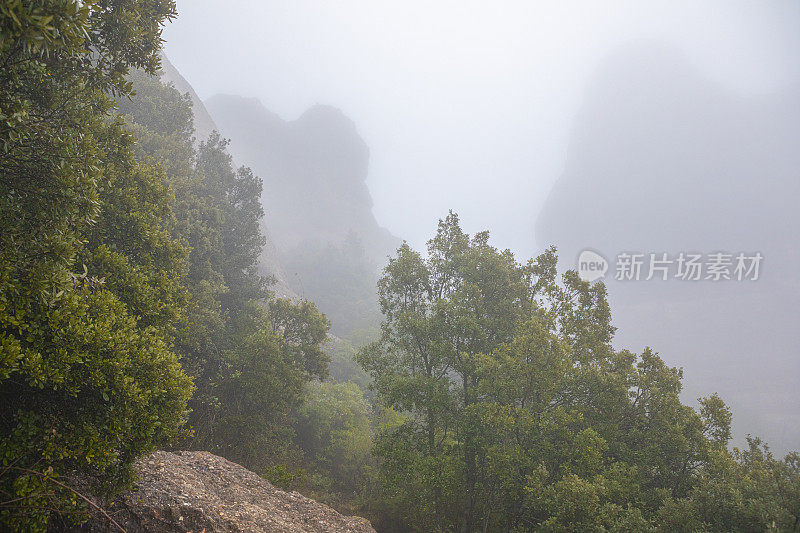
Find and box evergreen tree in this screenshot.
[359,212,800,532]
[0,1,192,530]
[117,70,330,473]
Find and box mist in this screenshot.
[161,1,800,451]
[4,1,800,528]
[164,1,800,257]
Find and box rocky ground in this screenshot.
[75,450,375,533]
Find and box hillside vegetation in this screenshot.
[0,2,798,532]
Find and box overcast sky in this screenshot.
[163,1,800,258]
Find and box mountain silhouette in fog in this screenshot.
[537,44,800,453]
[205,95,400,265]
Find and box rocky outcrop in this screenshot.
[204,95,400,265]
[204,94,401,334]
[80,451,375,533]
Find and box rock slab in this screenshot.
[81,451,375,533]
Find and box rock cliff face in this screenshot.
[204,95,400,265]
[204,95,400,334]
[79,451,375,533]
[536,44,800,452]
[158,59,400,306]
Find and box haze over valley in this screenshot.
[3,2,799,530]
[163,3,800,453]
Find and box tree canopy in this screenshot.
[0,3,331,529]
[359,212,800,532]
[1,3,797,531]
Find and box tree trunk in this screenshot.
[460,373,476,533]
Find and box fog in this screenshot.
[164,1,800,257]
[162,2,800,452]
[8,2,800,527]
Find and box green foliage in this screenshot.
[262,462,309,493]
[0,288,192,528]
[118,70,332,477]
[190,301,309,469]
[269,298,331,379]
[3,3,795,529]
[1,1,189,529]
[284,232,381,337]
[1,29,337,525]
[79,117,191,335]
[658,439,800,532]
[359,212,800,532]
[327,337,372,392]
[295,381,374,509]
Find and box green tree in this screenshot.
[295,381,374,509]
[658,438,800,532]
[359,212,797,532]
[359,212,536,531]
[0,1,191,529]
[116,70,332,474]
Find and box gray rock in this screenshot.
[78,451,375,533]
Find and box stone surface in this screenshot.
[80,451,375,533]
